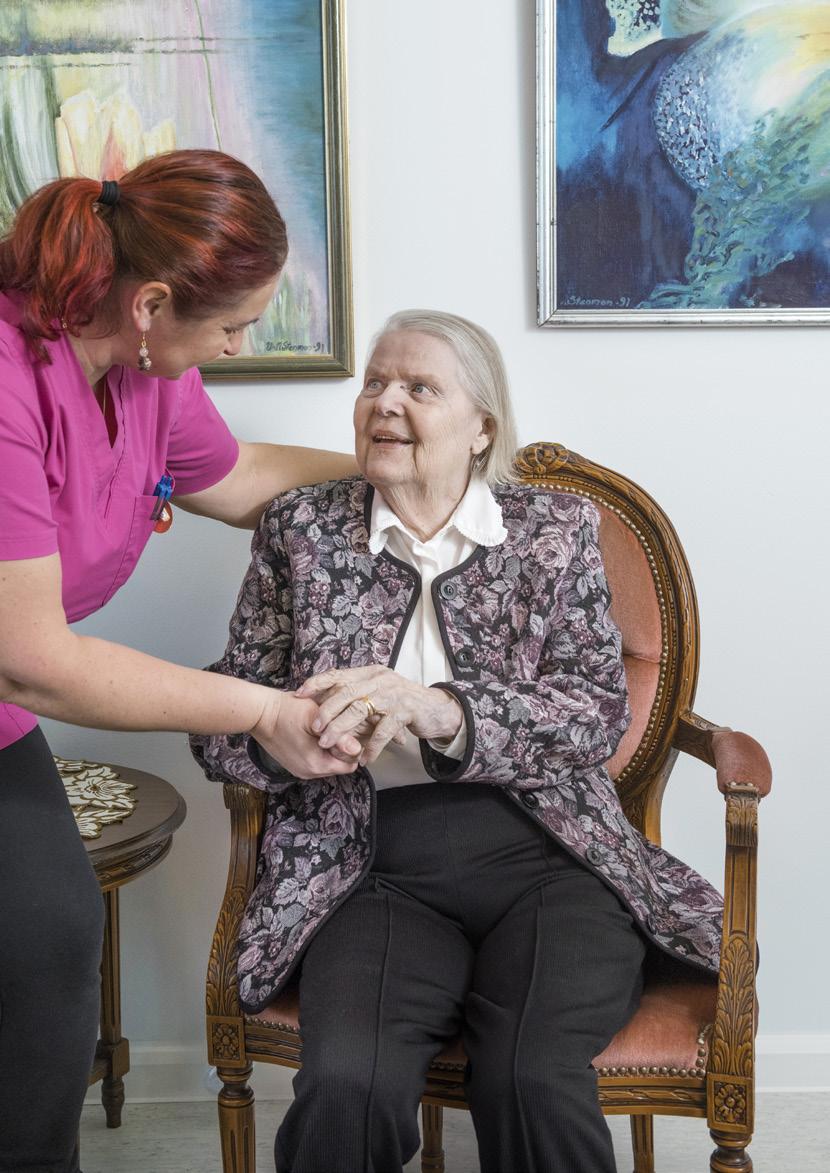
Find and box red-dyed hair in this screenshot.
[0,149,288,360]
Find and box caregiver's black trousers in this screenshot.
[276,782,646,1173]
[0,728,105,1173]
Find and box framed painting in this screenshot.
[0,0,353,376]
[537,0,830,327]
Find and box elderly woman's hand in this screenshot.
[296,666,464,766]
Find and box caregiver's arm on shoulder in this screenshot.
[0,554,359,776]
[173,441,358,530]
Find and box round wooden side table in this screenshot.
[63,763,187,1128]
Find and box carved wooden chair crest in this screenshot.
[206,443,771,1173]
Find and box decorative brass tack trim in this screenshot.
[596,1023,711,1078]
[245,1015,301,1036]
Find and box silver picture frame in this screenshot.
[537,0,830,328]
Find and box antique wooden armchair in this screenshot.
[206,442,771,1173]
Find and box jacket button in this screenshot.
[520,792,539,809]
[439,580,457,600]
[585,844,606,866]
[456,647,474,667]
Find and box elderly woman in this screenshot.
[192,310,723,1173]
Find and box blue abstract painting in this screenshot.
[549,0,830,322]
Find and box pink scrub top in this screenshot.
[0,291,240,749]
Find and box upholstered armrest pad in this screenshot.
[676,715,772,798]
[711,730,772,798]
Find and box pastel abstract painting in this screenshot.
[539,0,830,324]
[0,0,352,374]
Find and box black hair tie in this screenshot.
[98,179,120,207]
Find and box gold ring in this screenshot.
[360,696,378,719]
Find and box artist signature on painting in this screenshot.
[264,340,325,353]
[564,295,632,308]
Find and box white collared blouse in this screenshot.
[367,476,507,789]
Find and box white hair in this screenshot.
[368,308,519,485]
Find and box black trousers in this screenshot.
[0,728,105,1173]
[276,782,646,1173]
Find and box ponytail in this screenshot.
[0,177,116,358]
[0,150,288,362]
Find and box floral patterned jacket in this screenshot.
[191,477,723,1013]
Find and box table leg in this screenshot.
[98,887,130,1127]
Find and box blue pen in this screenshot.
[151,473,174,521]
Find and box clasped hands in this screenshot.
[249,666,463,780]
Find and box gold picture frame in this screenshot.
[0,0,353,377]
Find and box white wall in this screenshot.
[60,0,829,1101]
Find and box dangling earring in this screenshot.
[138,332,152,371]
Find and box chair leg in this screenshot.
[709,1130,753,1172]
[421,1102,445,1173]
[630,1115,655,1173]
[217,1064,256,1173]
[101,1072,126,1129]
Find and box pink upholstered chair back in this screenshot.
[601,506,663,780]
[516,443,700,842]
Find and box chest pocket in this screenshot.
[101,493,160,607]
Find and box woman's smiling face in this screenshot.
[353,330,491,504]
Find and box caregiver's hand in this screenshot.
[249,691,362,779]
[296,666,464,766]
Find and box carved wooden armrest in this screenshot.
[674,713,768,1140]
[206,783,266,1025]
[705,779,759,1140]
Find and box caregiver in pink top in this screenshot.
[0,149,359,1173]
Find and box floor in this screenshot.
[80,1093,829,1171]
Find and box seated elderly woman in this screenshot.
[191,309,722,1173]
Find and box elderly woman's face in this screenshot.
[354,330,490,499]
